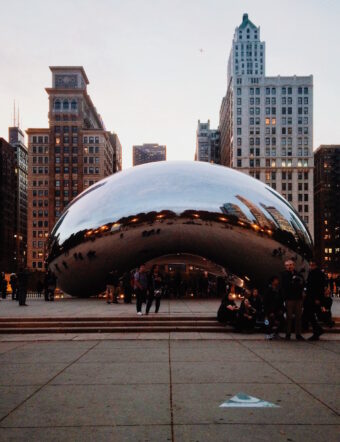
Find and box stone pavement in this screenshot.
[0,337,339,441]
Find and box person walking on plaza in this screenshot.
[10,273,18,300]
[17,268,29,306]
[281,259,305,341]
[303,261,325,341]
[146,265,163,314]
[134,264,149,316]
[319,286,334,328]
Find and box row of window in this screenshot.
[54,126,78,133]
[55,157,78,164]
[55,147,78,153]
[55,136,78,144]
[55,114,77,122]
[238,86,309,96]
[31,136,49,144]
[54,99,78,110]
[83,167,100,174]
[83,136,100,144]
[32,231,48,238]
[55,190,78,197]
[237,158,309,168]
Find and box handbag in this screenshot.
[154,289,162,298]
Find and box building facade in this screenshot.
[133,143,166,166]
[26,66,121,270]
[0,138,17,272]
[314,145,340,274]
[219,13,314,235]
[8,126,28,269]
[195,120,220,164]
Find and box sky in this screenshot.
[0,0,339,169]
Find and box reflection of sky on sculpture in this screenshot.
[51,161,310,245]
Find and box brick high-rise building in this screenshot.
[0,138,17,272]
[219,13,314,236]
[314,145,340,274]
[26,66,122,271]
[133,143,166,166]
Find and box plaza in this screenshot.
[0,298,339,441]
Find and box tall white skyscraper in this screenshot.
[219,13,314,236]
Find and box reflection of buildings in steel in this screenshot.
[220,203,249,224]
[235,195,274,229]
[261,204,298,239]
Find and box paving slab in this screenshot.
[172,383,339,425]
[0,341,95,364]
[51,361,170,385]
[78,346,168,363]
[240,345,340,363]
[0,363,68,386]
[0,384,170,427]
[301,384,340,414]
[0,342,25,354]
[313,341,340,353]
[170,343,261,362]
[269,361,340,384]
[0,425,172,442]
[0,386,38,420]
[174,424,340,442]
[171,360,289,384]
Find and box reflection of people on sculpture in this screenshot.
[134,264,148,315]
[106,270,119,304]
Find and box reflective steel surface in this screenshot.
[47,161,313,296]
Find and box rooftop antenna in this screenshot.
[13,100,16,126]
[17,105,20,128]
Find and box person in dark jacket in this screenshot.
[10,273,18,300]
[146,265,163,314]
[319,286,334,327]
[217,290,239,324]
[263,276,285,339]
[249,288,264,324]
[303,261,325,340]
[106,270,119,304]
[17,268,29,306]
[236,298,256,332]
[281,259,305,340]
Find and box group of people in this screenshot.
[217,259,334,341]
[0,270,57,306]
[106,264,163,315]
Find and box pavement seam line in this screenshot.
[168,338,175,442]
[238,339,339,417]
[0,340,101,425]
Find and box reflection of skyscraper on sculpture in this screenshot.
[236,195,274,229]
[220,203,249,224]
[261,204,298,240]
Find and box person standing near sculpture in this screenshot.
[10,273,18,300]
[134,264,149,316]
[303,260,325,341]
[281,259,305,340]
[17,268,29,306]
[146,265,163,314]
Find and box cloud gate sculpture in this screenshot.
[47,161,313,296]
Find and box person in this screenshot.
[122,271,132,304]
[134,264,149,315]
[249,288,264,325]
[263,276,285,339]
[217,290,239,324]
[236,298,256,332]
[281,259,305,341]
[146,265,163,314]
[1,273,8,299]
[17,268,29,306]
[319,286,334,327]
[10,273,18,300]
[303,261,325,341]
[36,280,44,298]
[45,270,57,301]
[105,270,119,304]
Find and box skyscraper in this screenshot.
[133,143,166,166]
[0,138,17,272]
[219,13,314,235]
[314,145,340,273]
[8,126,28,269]
[26,66,122,271]
[195,120,220,163]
